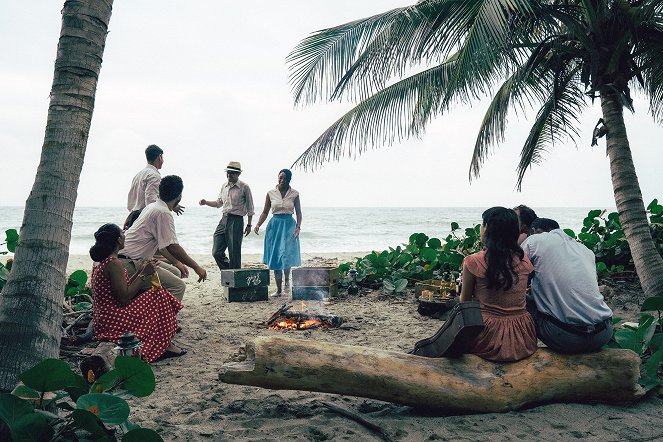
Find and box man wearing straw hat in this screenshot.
[199,161,254,270]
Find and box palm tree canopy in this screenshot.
[287,0,663,187]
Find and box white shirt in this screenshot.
[522,229,612,325]
[267,187,299,215]
[127,164,161,211]
[120,200,178,259]
[216,180,254,216]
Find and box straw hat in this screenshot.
[225,161,242,173]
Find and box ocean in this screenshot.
[1,206,604,256]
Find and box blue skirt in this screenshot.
[263,214,301,270]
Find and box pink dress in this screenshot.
[91,256,183,362]
[463,251,537,362]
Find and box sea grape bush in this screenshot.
[564,199,663,276]
[0,357,163,441]
[338,223,482,290]
[339,199,663,287]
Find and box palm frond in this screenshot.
[291,60,458,171]
[287,5,428,105]
[516,67,585,189]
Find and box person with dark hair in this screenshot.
[459,207,537,362]
[531,217,560,233]
[125,144,183,230]
[522,218,613,353]
[120,175,207,301]
[89,223,186,362]
[254,169,302,296]
[199,161,254,270]
[514,204,538,245]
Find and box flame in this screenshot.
[269,317,324,330]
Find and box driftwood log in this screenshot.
[79,342,115,383]
[219,337,644,413]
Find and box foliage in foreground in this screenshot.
[608,299,663,392]
[0,357,162,441]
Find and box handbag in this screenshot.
[410,300,485,358]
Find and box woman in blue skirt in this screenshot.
[254,169,302,296]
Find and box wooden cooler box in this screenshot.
[221,269,270,302]
[291,267,339,302]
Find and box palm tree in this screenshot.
[0,0,113,391]
[287,0,663,298]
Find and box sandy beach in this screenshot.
[67,254,663,441]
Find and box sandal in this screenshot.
[157,348,188,361]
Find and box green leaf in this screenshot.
[382,279,395,292]
[19,359,80,393]
[398,254,413,265]
[74,302,93,311]
[112,356,156,397]
[394,278,408,292]
[641,349,663,392]
[76,394,130,426]
[650,333,663,353]
[642,296,663,312]
[11,385,40,400]
[587,209,602,219]
[65,287,81,297]
[0,394,33,428]
[419,247,437,262]
[4,229,18,253]
[413,233,428,247]
[450,222,459,231]
[68,270,88,287]
[10,413,53,442]
[72,409,113,439]
[563,229,576,239]
[427,238,442,249]
[647,199,659,211]
[595,262,608,275]
[123,428,164,442]
[614,329,642,354]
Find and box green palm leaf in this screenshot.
[291,60,458,170]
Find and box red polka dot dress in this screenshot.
[91,256,183,362]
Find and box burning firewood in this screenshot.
[219,337,644,413]
[266,304,343,330]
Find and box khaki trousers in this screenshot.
[120,259,186,302]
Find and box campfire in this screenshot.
[267,303,343,331]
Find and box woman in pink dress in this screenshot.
[90,223,185,362]
[460,207,537,362]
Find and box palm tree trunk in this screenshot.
[600,89,663,298]
[0,0,113,392]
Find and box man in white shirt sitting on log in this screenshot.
[521,218,613,353]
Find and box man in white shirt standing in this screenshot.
[120,175,207,301]
[199,161,254,270]
[522,218,613,353]
[125,144,183,229]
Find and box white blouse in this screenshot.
[268,187,299,215]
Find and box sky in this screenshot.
[0,1,661,209]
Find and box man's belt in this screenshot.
[118,254,132,260]
[543,313,609,336]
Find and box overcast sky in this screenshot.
[1,1,660,209]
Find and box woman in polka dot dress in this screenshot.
[90,223,185,362]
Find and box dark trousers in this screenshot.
[212,214,243,270]
[526,298,612,354]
